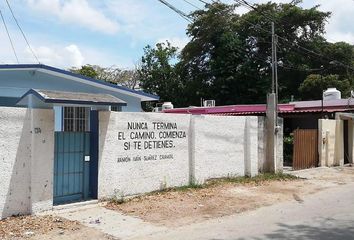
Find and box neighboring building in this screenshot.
[163,98,354,169]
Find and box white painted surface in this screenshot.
[192,115,250,183]
[98,112,191,198]
[30,109,54,213]
[0,107,271,217]
[0,107,54,219]
[0,107,31,218]
[318,119,342,167]
[98,112,264,198]
[276,118,284,171]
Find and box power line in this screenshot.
[233,1,330,61]
[157,0,193,23]
[4,0,40,63]
[181,0,202,10]
[196,0,210,5]
[0,8,19,63]
[235,0,354,71]
[197,1,342,74]
[157,0,340,75]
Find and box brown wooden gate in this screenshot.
[292,129,319,170]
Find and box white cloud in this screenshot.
[26,0,119,34]
[105,0,189,43]
[314,0,354,44]
[106,1,148,25]
[26,44,84,67]
[64,45,84,67]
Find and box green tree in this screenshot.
[138,1,354,107]
[178,1,335,105]
[298,74,351,100]
[70,65,140,90]
[138,41,183,105]
[70,64,98,79]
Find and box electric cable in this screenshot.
[181,0,202,10]
[0,8,18,63]
[4,0,40,63]
[157,0,193,23]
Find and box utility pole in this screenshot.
[271,22,275,94]
[266,22,280,173]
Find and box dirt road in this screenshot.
[2,166,353,239]
[138,181,354,240]
[106,167,354,227]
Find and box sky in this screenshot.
[0,0,353,69]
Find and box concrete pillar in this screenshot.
[318,119,339,167]
[334,119,344,166]
[265,93,278,172]
[348,120,354,164]
[276,118,284,172]
[30,109,55,213]
[188,115,195,184]
[257,117,266,173]
[244,117,259,177]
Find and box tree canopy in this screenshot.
[70,64,140,90]
[138,1,354,107]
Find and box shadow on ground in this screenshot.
[236,217,354,240]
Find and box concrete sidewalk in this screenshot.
[54,205,167,240]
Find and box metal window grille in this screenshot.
[111,105,122,112]
[63,107,89,132]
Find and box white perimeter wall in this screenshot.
[318,119,344,167]
[98,112,265,199]
[0,107,54,219]
[191,115,259,183]
[0,108,275,217]
[98,112,191,197]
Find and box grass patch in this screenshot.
[208,173,299,186]
[169,182,204,191]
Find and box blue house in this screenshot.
[0,64,159,205]
[0,64,158,130]
[0,64,158,110]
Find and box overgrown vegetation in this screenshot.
[283,135,294,166]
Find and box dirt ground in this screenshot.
[0,215,114,240]
[1,166,353,239]
[106,166,354,227]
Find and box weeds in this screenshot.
[208,173,299,186]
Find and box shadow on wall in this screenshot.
[237,219,354,240]
[1,109,31,218]
[97,111,110,198]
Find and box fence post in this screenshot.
[188,115,195,184]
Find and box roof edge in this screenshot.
[0,64,159,101]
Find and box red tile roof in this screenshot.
[163,99,354,116]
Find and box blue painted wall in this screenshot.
[0,69,145,112]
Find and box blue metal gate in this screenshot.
[54,132,91,205]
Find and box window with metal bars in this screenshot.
[111,105,122,112]
[63,107,90,132]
